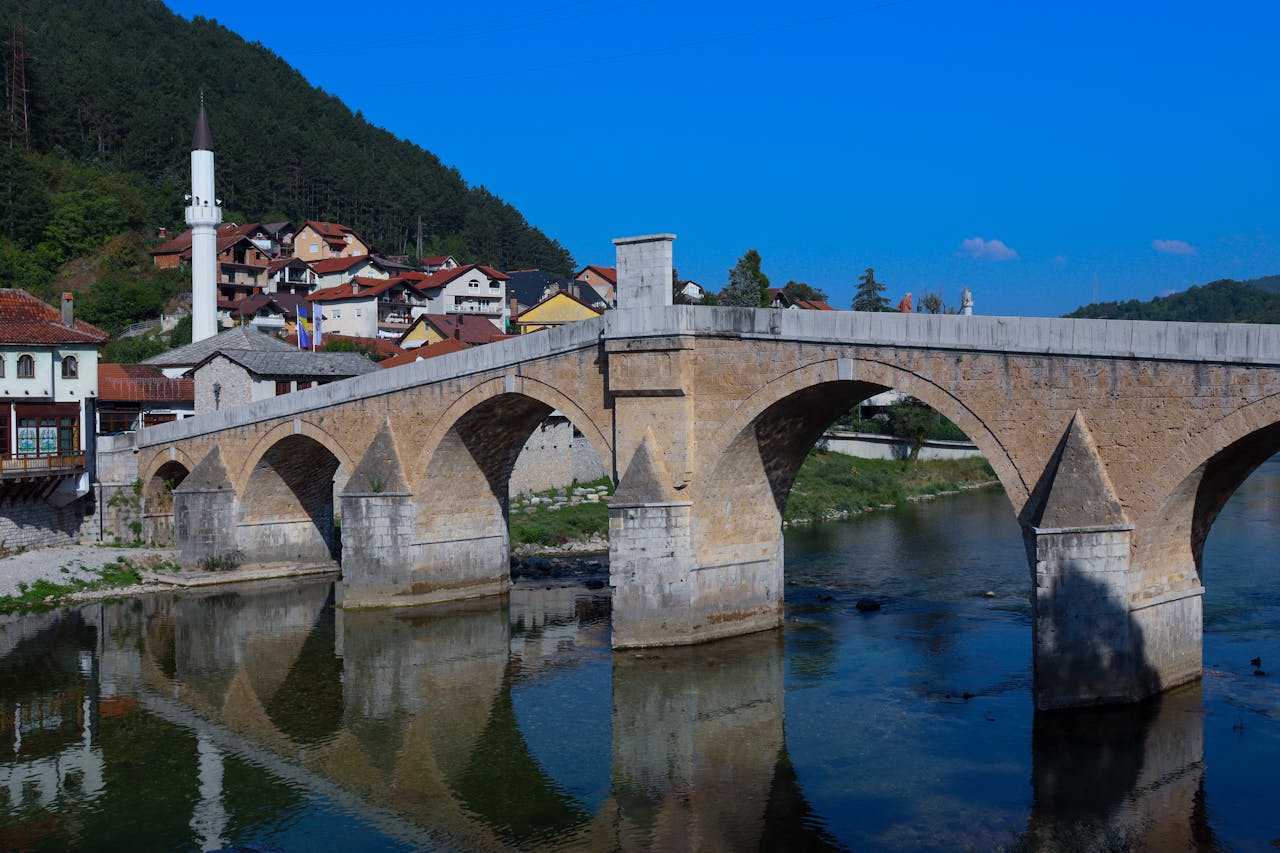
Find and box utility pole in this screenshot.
[416,215,422,260]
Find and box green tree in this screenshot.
[168,314,192,348]
[919,289,955,314]
[887,400,935,464]
[782,280,827,303]
[322,338,382,361]
[721,249,770,307]
[852,268,889,312]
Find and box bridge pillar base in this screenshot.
[1030,524,1201,710]
[338,492,510,609]
[174,487,237,567]
[610,502,782,648]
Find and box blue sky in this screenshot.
[166,0,1278,316]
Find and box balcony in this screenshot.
[1,453,86,479]
[447,301,502,315]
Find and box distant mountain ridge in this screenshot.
[1065,275,1280,323]
[0,0,573,275]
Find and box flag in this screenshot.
[297,303,311,349]
[313,305,323,347]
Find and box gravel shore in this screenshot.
[0,544,175,598]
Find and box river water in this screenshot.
[1,462,1278,851]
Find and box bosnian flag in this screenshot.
[297,303,312,349]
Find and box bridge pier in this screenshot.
[172,448,238,566]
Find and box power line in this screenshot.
[349,0,915,90]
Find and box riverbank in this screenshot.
[0,546,178,614]
[511,452,999,554]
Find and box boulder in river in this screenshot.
[855,597,881,612]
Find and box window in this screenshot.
[275,381,291,396]
[0,354,4,377]
[310,243,320,254]
[468,279,480,289]
[297,380,312,391]
[17,354,34,378]
[0,411,8,457]
[355,307,362,318]
[61,356,78,379]
[98,411,137,433]
[333,309,342,319]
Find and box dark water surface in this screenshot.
[1,463,1278,851]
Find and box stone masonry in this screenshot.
[124,233,1280,708]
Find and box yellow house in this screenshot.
[513,290,603,334]
[397,313,508,349]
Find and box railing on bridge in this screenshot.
[1,453,87,478]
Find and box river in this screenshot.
[1,460,1277,850]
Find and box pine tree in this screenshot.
[720,249,771,307]
[852,268,889,312]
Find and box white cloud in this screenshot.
[1152,239,1196,256]
[958,237,1018,261]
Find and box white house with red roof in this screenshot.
[306,276,431,339]
[1,291,108,542]
[413,264,510,330]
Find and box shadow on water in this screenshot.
[1014,682,1216,851]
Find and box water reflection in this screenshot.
[0,578,1232,850]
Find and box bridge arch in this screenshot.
[232,419,355,497]
[695,356,1025,515]
[139,448,197,545]
[1138,391,1280,594]
[412,377,612,577]
[238,431,346,564]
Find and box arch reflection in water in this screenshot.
[0,578,1230,850]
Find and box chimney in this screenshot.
[61,292,74,326]
[157,226,168,240]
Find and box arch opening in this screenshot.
[239,434,343,564]
[693,379,1009,571]
[143,460,189,545]
[418,392,611,582]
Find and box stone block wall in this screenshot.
[0,495,94,551]
[508,417,608,496]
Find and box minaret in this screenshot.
[187,98,222,342]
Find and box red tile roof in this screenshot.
[404,313,508,346]
[283,333,407,360]
[416,264,510,291]
[419,255,455,266]
[98,364,194,403]
[306,276,414,302]
[150,222,264,259]
[0,290,109,345]
[379,337,470,368]
[576,265,617,285]
[796,299,836,311]
[309,255,371,275]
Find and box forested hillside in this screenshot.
[1065,278,1280,323]
[0,0,573,304]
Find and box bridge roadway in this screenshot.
[104,234,1280,709]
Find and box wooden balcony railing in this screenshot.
[1,453,86,477]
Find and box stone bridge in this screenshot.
[114,235,1280,709]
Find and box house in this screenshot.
[229,293,312,336]
[306,276,430,340]
[420,254,459,274]
[0,290,107,518]
[142,324,297,379]
[267,256,317,295]
[513,290,604,334]
[397,313,510,349]
[379,337,470,369]
[413,264,510,330]
[309,255,387,291]
[261,221,296,256]
[677,280,705,302]
[186,350,380,415]
[575,265,617,305]
[294,220,372,261]
[150,222,273,301]
[767,289,836,311]
[96,364,194,434]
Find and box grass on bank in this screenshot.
[507,454,998,549]
[784,451,996,524]
[509,477,612,548]
[0,555,176,615]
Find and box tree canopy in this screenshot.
[720,249,771,307]
[1065,279,1280,323]
[782,280,828,303]
[851,268,889,312]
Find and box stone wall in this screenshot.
[509,416,608,496]
[0,495,95,551]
